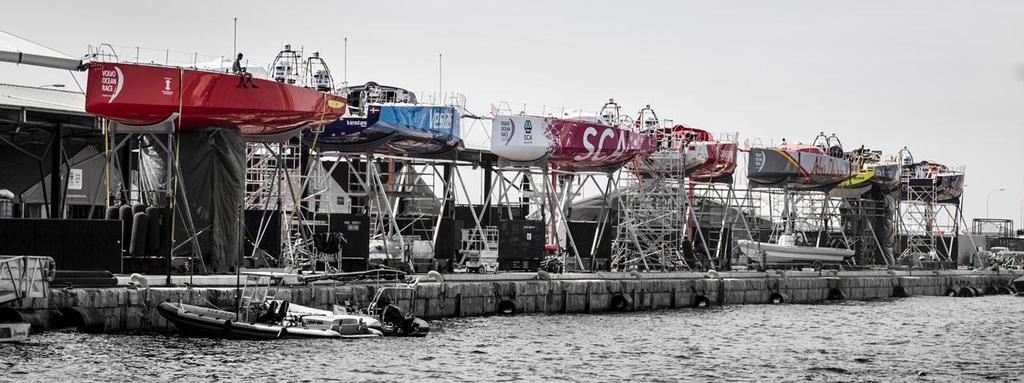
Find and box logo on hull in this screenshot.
[100,67,124,103]
[498,118,515,145]
[161,77,173,96]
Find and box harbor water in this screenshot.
[2,295,1022,382]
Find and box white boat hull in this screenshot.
[737,239,853,264]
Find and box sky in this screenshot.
[2,0,1023,226]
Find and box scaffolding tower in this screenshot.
[896,175,962,265]
[610,125,691,271]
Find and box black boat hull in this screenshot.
[157,302,352,340]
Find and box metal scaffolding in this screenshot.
[896,175,962,265]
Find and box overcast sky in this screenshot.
[2,0,1023,225]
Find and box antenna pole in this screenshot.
[233,18,237,56]
[344,37,348,86]
[438,53,443,103]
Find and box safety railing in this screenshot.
[0,256,55,305]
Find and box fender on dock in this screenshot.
[827,287,846,301]
[769,292,787,304]
[58,307,106,333]
[610,294,633,312]
[693,294,710,308]
[497,300,517,315]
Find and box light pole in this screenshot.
[986,188,1005,218]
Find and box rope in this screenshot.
[170,67,183,280]
[103,119,110,210]
[287,95,331,268]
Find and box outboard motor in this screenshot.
[375,296,421,336]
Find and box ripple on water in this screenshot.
[1,296,1022,381]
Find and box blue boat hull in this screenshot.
[307,105,461,155]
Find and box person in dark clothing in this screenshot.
[232,53,244,73]
[233,53,257,88]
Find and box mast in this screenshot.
[438,53,443,103]
[343,37,348,88]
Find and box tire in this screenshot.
[610,295,632,312]
[497,300,516,315]
[769,292,785,304]
[827,287,845,301]
[812,261,824,272]
[693,295,710,308]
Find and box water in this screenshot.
[2,295,1022,382]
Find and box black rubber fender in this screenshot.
[984,286,998,295]
[144,207,162,254]
[957,286,975,297]
[129,212,149,257]
[971,286,984,297]
[1007,286,1018,295]
[769,292,786,304]
[104,206,119,220]
[944,288,958,297]
[827,287,846,301]
[118,205,133,251]
[892,285,909,298]
[57,307,105,333]
[693,294,710,308]
[609,294,633,312]
[998,286,1013,295]
[497,300,516,315]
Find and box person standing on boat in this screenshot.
[233,53,257,88]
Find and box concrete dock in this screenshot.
[3,269,1021,334]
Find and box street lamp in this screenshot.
[36,84,65,89]
[986,188,1005,218]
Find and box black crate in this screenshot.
[0,218,121,272]
[499,259,541,272]
[498,220,545,260]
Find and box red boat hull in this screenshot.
[85,62,346,137]
[492,115,657,172]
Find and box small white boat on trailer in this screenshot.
[0,322,31,343]
[738,234,854,266]
[0,256,56,342]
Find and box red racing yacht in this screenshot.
[84,45,346,139]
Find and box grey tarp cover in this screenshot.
[19,145,123,205]
[141,128,244,272]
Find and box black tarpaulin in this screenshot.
[141,128,244,273]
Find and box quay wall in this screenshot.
[4,270,1020,334]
